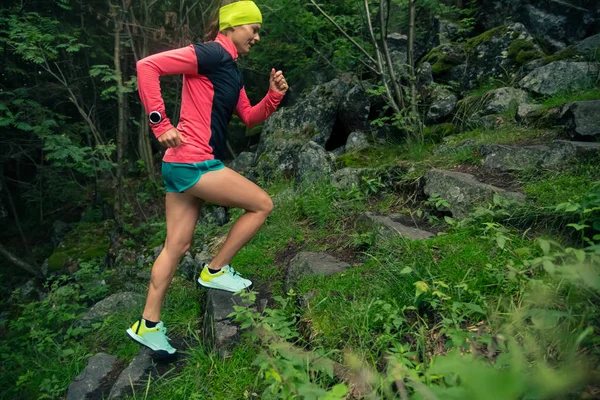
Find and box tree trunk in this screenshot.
[114,9,125,228]
[135,0,156,181]
[408,0,418,118]
[0,242,44,279]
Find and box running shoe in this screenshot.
[126,318,176,355]
[197,264,252,292]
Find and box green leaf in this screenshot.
[414,281,429,298]
[400,267,413,275]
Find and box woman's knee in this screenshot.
[164,239,192,258]
[257,193,274,215]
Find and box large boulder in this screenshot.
[339,84,371,133]
[560,100,600,137]
[481,141,600,172]
[422,23,543,92]
[257,76,370,180]
[478,0,599,51]
[423,169,525,219]
[67,353,119,400]
[574,33,600,59]
[261,77,358,148]
[78,292,144,328]
[296,141,334,184]
[426,86,457,122]
[229,152,255,174]
[519,61,600,96]
[482,87,529,115]
[345,131,370,153]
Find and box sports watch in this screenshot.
[149,111,163,125]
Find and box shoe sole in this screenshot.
[197,277,252,292]
[126,328,176,356]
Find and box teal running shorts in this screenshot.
[162,159,225,193]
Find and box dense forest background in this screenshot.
[1,0,599,398]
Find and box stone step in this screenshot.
[285,252,352,292]
[356,212,435,240]
[423,169,525,219]
[480,140,600,172]
[202,289,245,357]
[108,348,155,399]
[67,353,120,400]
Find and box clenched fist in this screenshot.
[270,68,288,94]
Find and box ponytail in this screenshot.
[204,0,239,41]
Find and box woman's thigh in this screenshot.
[184,167,272,213]
[164,192,203,251]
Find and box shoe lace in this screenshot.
[158,326,172,342]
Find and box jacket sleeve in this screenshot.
[136,45,198,138]
[235,87,285,128]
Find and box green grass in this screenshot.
[540,87,600,109]
[297,227,530,353]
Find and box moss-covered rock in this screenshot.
[47,220,115,272]
[420,23,543,92]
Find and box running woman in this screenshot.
[126,0,288,356]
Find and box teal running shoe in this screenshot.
[197,264,252,292]
[126,318,176,355]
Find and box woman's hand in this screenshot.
[158,127,186,148]
[270,68,289,94]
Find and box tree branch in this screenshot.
[308,0,379,69]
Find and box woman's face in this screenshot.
[228,23,261,55]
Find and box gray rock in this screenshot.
[67,353,119,400]
[436,18,461,45]
[329,146,347,158]
[207,207,229,226]
[51,220,70,247]
[19,279,40,302]
[423,169,525,219]
[544,140,600,167]
[255,137,302,179]
[560,100,600,137]
[296,141,334,183]
[427,86,457,122]
[416,62,433,88]
[339,85,371,133]
[332,168,375,190]
[202,289,247,356]
[519,62,600,96]
[285,252,351,291]
[480,144,550,172]
[194,250,212,267]
[179,251,202,282]
[356,213,435,240]
[574,34,600,59]
[345,131,370,153]
[230,152,255,173]
[261,78,352,148]
[479,0,598,51]
[482,87,529,115]
[79,292,144,328]
[423,23,542,92]
[516,103,544,122]
[108,348,154,399]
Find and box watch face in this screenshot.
[149,111,162,124]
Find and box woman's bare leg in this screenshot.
[184,167,273,270]
[142,192,202,322]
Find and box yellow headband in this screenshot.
[219,1,262,31]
